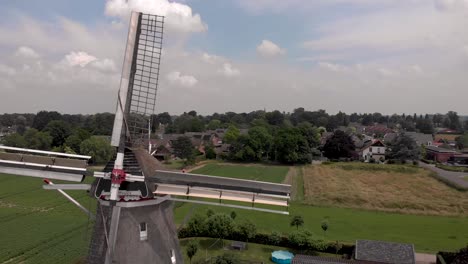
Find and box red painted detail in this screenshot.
[111,169,126,184]
[43,179,51,184]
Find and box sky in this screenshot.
[0,0,467,115]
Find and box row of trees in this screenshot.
[1,110,467,137]
[1,118,114,164]
[159,109,468,135]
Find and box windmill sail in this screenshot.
[0,146,91,182]
[111,12,164,151]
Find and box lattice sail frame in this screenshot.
[111,12,164,150]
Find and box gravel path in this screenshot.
[419,162,468,189]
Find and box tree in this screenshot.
[206,209,215,218]
[32,111,61,131]
[186,239,199,264]
[45,120,71,147]
[205,214,234,244]
[455,134,468,150]
[186,214,206,236]
[236,220,256,242]
[214,253,239,264]
[230,211,237,220]
[2,133,27,148]
[269,231,282,245]
[224,124,240,143]
[265,110,284,126]
[386,134,420,161]
[322,130,355,159]
[288,230,312,249]
[247,126,273,160]
[290,215,304,230]
[321,220,329,237]
[415,119,434,134]
[446,111,461,131]
[204,144,217,159]
[172,136,195,164]
[274,128,311,164]
[79,136,114,164]
[24,129,53,150]
[297,122,320,149]
[65,128,91,153]
[207,119,223,130]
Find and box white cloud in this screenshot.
[15,46,39,59]
[62,51,97,67]
[318,62,347,72]
[256,40,285,58]
[90,58,118,72]
[167,71,198,87]
[202,52,222,64]
[0,64,16,76]
[105,0,207,33]
[219,63,240,77]
[378,68,396,77]
[302,4,468,59]
[409,64,423,74]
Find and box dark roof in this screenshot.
[425,146,458,153]
[404,132,433,146]
[292,255,376,264]
[355,240,415,264]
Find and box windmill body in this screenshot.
[0,11,291,264]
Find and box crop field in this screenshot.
[302,163,468,216]
[0,174,95,264]
[191,163,289,183]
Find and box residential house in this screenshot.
[404,132,433,146]
[363,125,394,137]
[360,140,386,162]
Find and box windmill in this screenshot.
[0,11,291,264]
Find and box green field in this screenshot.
[191,163,289,183]
[1,162,468,264]
[0,174,95,263]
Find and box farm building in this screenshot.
[425,146,460,163]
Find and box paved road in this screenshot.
[419,162,468,189]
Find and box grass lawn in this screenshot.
[303,163,468,216]
[191,163,289,183]
[179,237,325,263]
[175,202,468,254]
[464,176,468,182]
[0,174,95,264]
